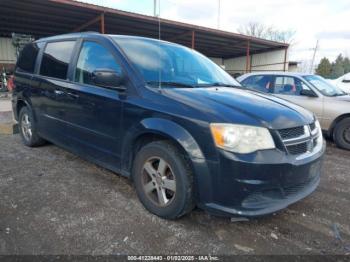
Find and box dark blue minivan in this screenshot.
[12,32,325,219]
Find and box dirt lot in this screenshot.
[0,134,349,255]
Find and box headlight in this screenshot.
[315,120,323,143]
[210,123,275,154]
[315,120,321,134]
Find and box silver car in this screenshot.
[237,72,350,150]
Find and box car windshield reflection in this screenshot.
[303,75,346,96]
[112,36,241,88]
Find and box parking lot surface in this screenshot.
[0,134,349,255]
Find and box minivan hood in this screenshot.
[163,87,314,129]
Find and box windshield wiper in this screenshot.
[146,81,195,88]
[196,82,238,88]
[330,93,347,97]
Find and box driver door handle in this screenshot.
[54,90,64,96]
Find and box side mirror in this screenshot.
[91,69,126,90]
[300,89,317,97]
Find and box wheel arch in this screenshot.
[121,118,205,176]
[15,99,32,121]
[328,113,350,138]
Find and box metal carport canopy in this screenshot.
[0,0,288,59]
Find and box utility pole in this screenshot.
[310,40,319,74]
[217,0,221,29]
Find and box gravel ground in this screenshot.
[0,134,349,255]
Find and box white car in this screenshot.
[237,72,350,150]
[330,73,350,94]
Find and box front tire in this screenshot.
[18,106,45,147]
[132,140,195,219]
[333,118,350,150]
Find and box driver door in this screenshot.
[272,76,324,122]
[62,40,125,167]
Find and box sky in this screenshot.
[79,0,350,66]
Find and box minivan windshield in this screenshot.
[112,36,240,88]
[303,75,346,96]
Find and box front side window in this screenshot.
[273,76,311,96]
[112,36,240,87]
[40,41,75,80]
[303,75,345,96]
[74,41,122,85]
[241,75,273,93]
[16,42,43,73]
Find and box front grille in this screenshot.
[277,122,319,156]
[278,126,304,139]
[286,142,308,155]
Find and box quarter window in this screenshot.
[40,41,75,80]
[16,42,43,73]
[74,41,122,85]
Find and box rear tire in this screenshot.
[132,140,195,219]
[18,106,46,147]
[333,118,350,150]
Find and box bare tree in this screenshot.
[238,22,295,44]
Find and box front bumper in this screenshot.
[197,140,325,217]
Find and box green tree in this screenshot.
[343,57,350,74]
[316,57,332,78]
[331,54,345,79]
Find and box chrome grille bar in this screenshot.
[278,122,320,155]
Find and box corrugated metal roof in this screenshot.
[0,0,288,58]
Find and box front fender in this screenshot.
[121,118,204,166]
[142,118,204,158]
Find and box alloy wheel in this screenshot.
[142,157,176,207]
[343,126,350,144]
[21,113,32,141]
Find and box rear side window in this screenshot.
[74,41,122,85]
[40,41,75,80]
[16,42,43,73]
[241,75,273,93]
